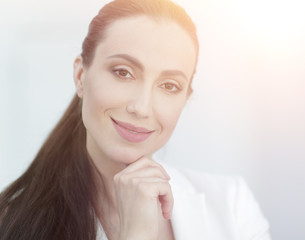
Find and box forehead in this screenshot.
[92,15,197,79]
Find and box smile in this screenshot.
[111,118,154,143]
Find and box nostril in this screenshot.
[126,94,153,118]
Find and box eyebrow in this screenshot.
[160,70,188,82]
[107,54,144,71]
[107,53,188,82]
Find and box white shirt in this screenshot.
[96,162,271,240]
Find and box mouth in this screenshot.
[111,117,154,143]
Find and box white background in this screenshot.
[1,0,305,239]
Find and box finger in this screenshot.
[120,157,170,179]
[115,174,169,194]
[158,185,174,220]
[137,181,174,220]
[114,170,170,194]
[120,167,170,184]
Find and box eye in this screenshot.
[113,68,134,80]
[160,82,181,93]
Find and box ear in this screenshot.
[73,55,86,98]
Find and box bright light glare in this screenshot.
[177,0,305,47]
[238,0,305,41]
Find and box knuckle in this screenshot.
[141,157,152,166]
[137,182,149,194]
[119,174,129,185]
[130,177,139,186]
[113,173,120,184]
[154,161,162,168]
[152,167,165,177]
[114,173,129,187]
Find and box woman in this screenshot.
[0,0,271,239]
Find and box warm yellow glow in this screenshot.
[177,0,305,47]
[237,0,305,43]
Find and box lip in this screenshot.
[111,118,154,143]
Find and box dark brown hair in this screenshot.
[0,0,199,239]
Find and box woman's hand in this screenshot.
[114,157,173,240]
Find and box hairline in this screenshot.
[84,14,198,70]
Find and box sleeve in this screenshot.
[234,177,272,240]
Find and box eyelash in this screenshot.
[160,82,182,93]
[112,68,134,80]
[112,67,182,93]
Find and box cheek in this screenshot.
[81,78,122,134]
[83,77,129,113]
[155,96,186,135]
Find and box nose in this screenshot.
[126,85,153,119]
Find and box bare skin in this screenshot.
[73,15,196,240]
[96,157,175,240]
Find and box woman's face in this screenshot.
[74,16,197,166]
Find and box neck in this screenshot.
[90,156,124,211]
[86,141,126,239]
[85,136,125,213]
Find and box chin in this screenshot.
[109,146,156,165]
[109,148,145,164]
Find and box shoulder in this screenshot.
[159,161,272,240]
[160,161,243,198]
